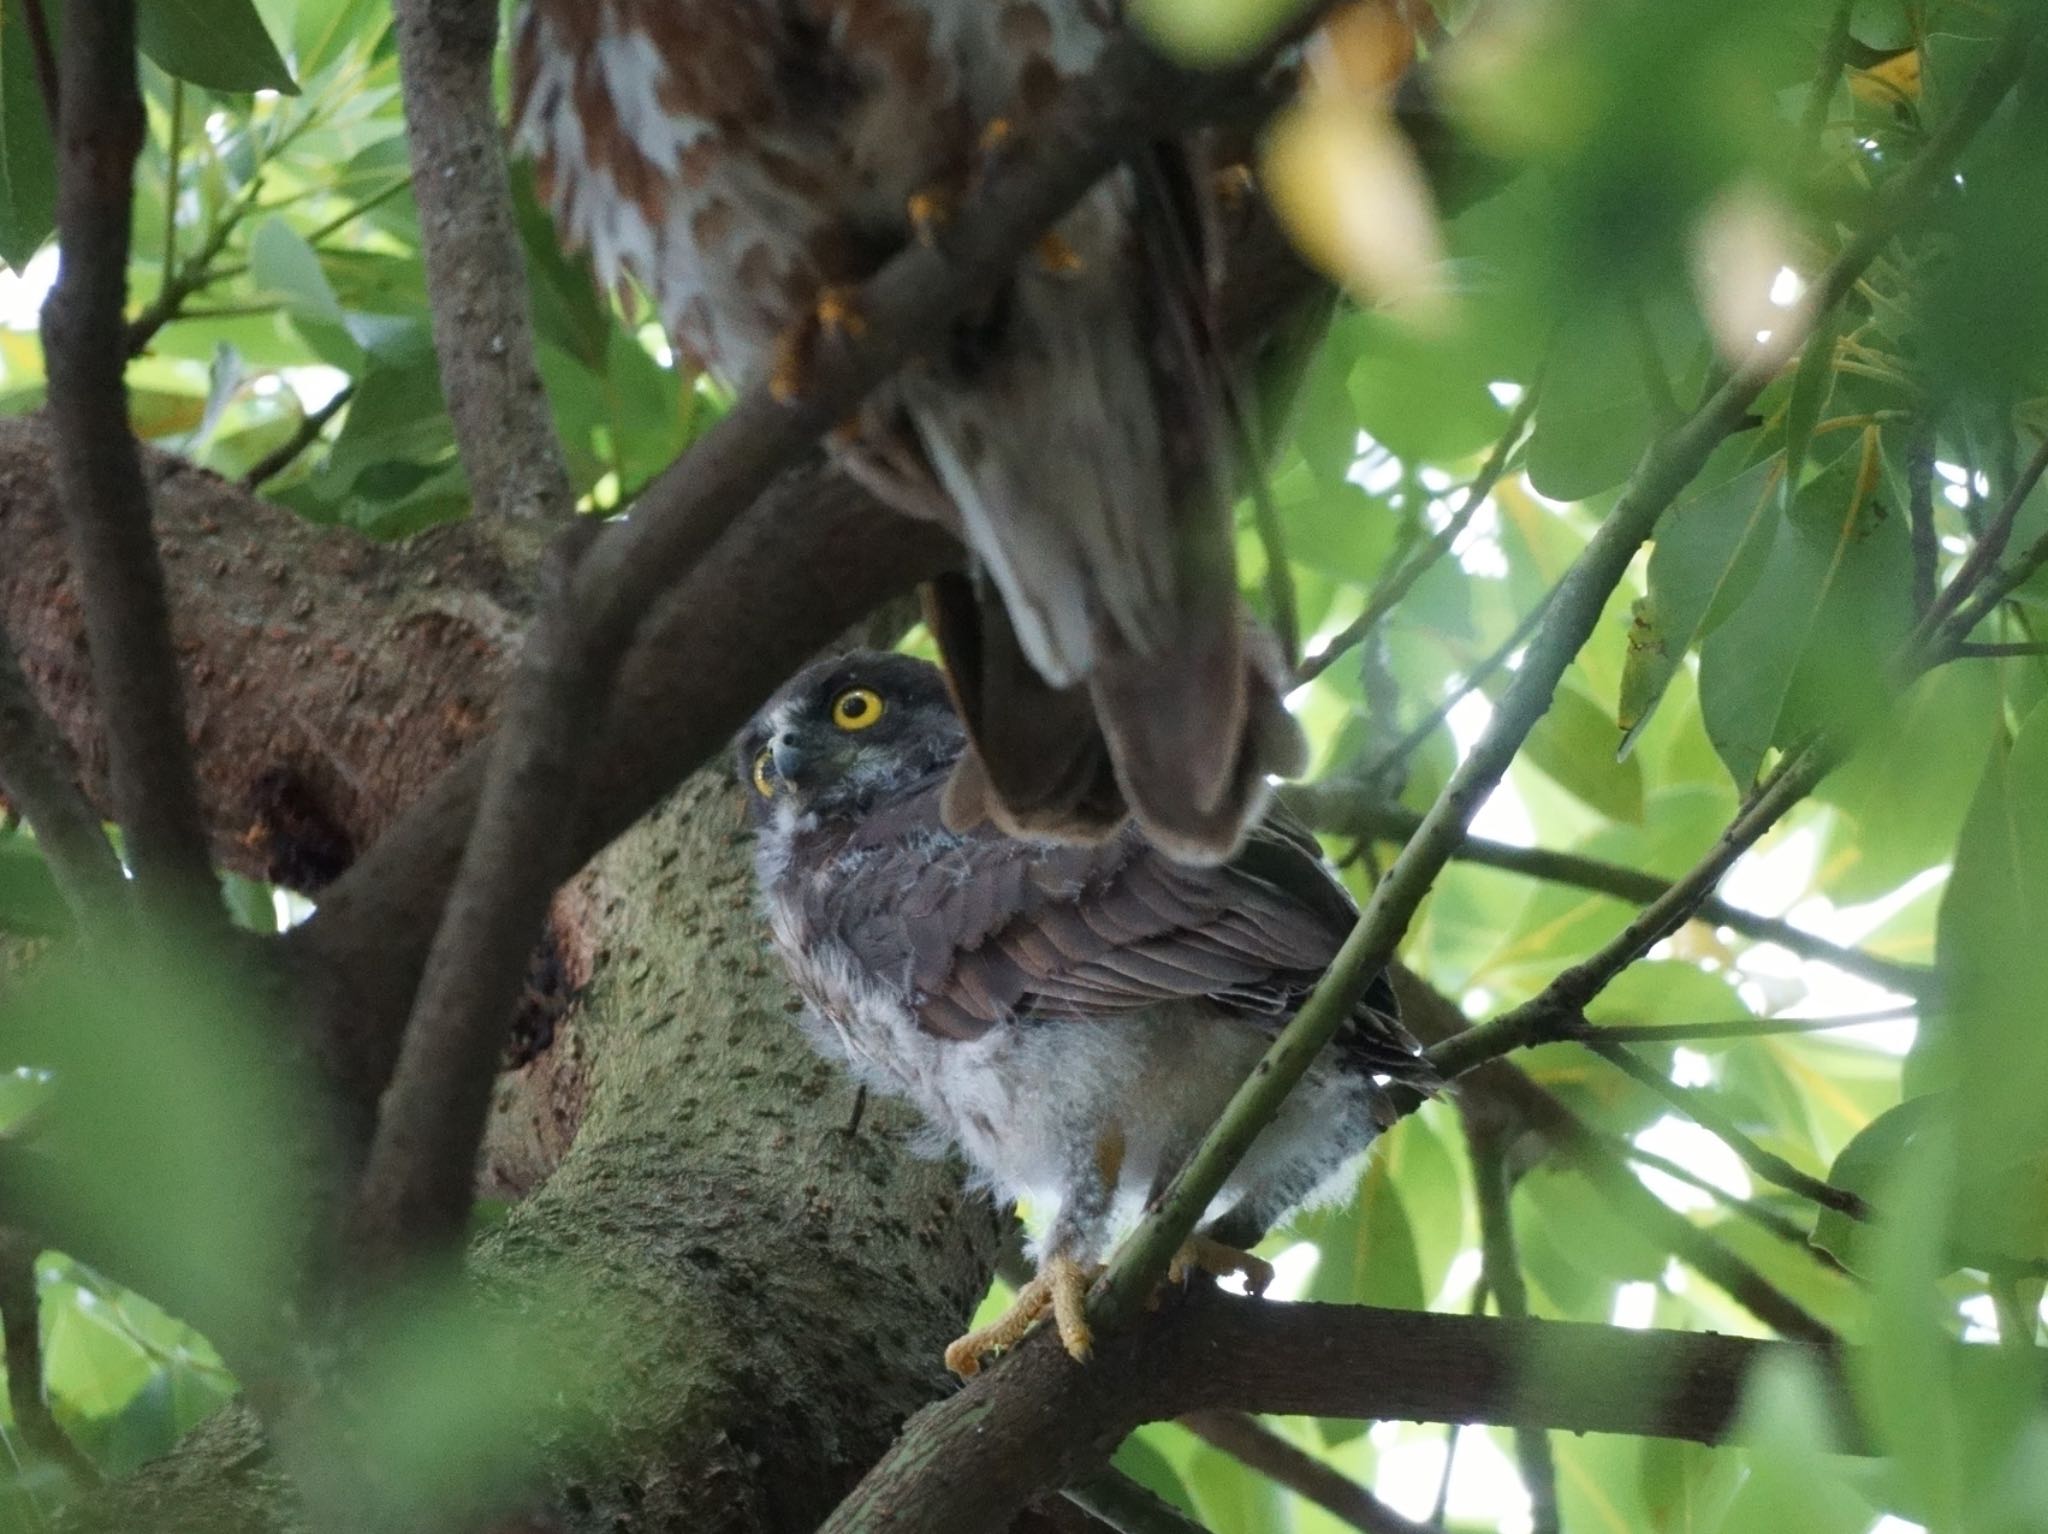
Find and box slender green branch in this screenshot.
[1362,586,1556,790]
[1091,24,2035,1331]
[305,175,414,247]
[1578,1005,1918,1045]
[1801,1,1855,145]
[1283,781,1929,997]
[1618,1138,1839,1259]
[1298,378,1540,683]
[1924,429,2048,634]
[161,80,184,290]
[1589,1040,1871,1220]
[1908,413,1938,616]
[1426,744,1844,1081]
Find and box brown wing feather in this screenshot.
[830,780,1428,1082]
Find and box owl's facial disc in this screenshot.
[736,652,964,824]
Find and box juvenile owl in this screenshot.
[737,652,1435,1373]
[516,0,1304,862]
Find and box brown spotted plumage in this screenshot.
[514,0,1304,860]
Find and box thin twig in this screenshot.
[1092,21,2026,1307]
[1425,744,1847,1082]
[1062,1470,1214,1534]
[243,383,356,489]
[1361,586,1555,789]
[1180,1411,1435,1534]
[392,0,577,524]
[1385,971,1839,1345]
[1948,640,2048,660]
[0,625,127,926]
[125,187,261,357]
[1589,1040,1871,1221]
[1908,413,1937,616]
[1618,1137,1841,1260]
[1923,430,2048,631]
[1801,2,1855,146]
[1298,381,1540,683]
[1284,783,1929,998]
[40,0,222,928]
[1466,1113,1561,1534]
[1581,1006,1918,1045]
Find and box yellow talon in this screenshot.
[1034,231,1085,276]
[908,189,953,245]
[816,285,866,338]
[1213,162,1256,211]
[979,116,1014,153]
[1167,1235,1274,1297]
[944,1253,1097,1376]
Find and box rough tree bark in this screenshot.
[1,414,1000,1531]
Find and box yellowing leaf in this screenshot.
[1849,48,1921,108]
[1261,93,1448,323]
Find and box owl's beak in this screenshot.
[771,734,811,786]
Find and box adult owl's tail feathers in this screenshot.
[925,573,1304,861]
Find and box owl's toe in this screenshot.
[943,1252,1099,1375]
[1167,1235,1275,1298]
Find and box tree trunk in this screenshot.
[0,415,998,1531]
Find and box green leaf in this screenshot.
[1812,1096,1937,1275]
[1523,675,1643,821]
[1697,444,1911,787]
[0,830,71,936]
[1526,302,1663,503]
[136,0,298,95]
[0,0,57,271]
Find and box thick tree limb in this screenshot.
[39,0,219,927]
[1179,1411,1433,1534]
[1283,783,1928,996]
[391,0,576,525]
[821,1286,1879,1534]
[351,532,612,1264]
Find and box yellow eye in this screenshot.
[752,747,775,798]
[831,687,884,731]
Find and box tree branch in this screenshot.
[1466,1112,1560,1534]
[1283,782,1928,996]
[1063,1470,1214,1534]
[0,623,126,926]
[300,10,1354,1105]
[1587,1040,1870,1220]
[822,1286,1883,1534]
[1299,378,1540,683]
[391,0,577,525]
[39,0,220,928]
[242,383,355,489]
[1178,1411,1433,1534]
[1426,745,1841,1082]
[1924,429,2048,633]
[350,530,614,1266]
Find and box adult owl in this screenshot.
[514,0,1304,861]
[736,652,1435,1372]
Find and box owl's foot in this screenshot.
[1034,231,1085,276]
[1212,162,1257,212]
[979,116,1014,155]
[944,1253,1097,1377]
[1167,1235,1275,1298]
[769,286,867,404]
[908,188,954,245]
